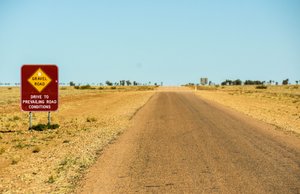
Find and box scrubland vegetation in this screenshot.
[194,85,300,135]
[0,86,155,193]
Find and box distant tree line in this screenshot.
[221,79,242,86]
[68,80,162,87]
[182,78,299,86]
[1,78,299,86]
[219,78,295,86]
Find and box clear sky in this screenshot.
[0,0,299,85]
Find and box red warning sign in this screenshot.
[21,65,58,111]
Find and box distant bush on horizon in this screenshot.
[74,85,96,90]
[255,85,268,89]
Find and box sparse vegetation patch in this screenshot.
[86,117,97,122]
[32,146,41,153]
[195,85,300,135]
[0,87,154,193]
[29,123,60,131]
[256,85,268,89]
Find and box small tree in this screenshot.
[296,81,299,85]
[282,79,289,85]
[119,80,125,86]
[233,79,242,85]
[126,80,131,86]
[69,81,75,86]
[105,81,113,86]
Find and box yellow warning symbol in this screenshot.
[27,68,52,92]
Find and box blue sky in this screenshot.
[0,0,299,85]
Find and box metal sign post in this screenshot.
[29,112,32,129]
[48,112,51,125]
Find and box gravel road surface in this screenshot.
[78,91,300,193]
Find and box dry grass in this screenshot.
[195,85,300,135]
[0,86,155,193]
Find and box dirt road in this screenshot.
[78,91,300,193]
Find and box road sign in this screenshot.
[21,65,58,112]
[200,78,208,85]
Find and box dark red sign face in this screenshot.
[21,65,58,112]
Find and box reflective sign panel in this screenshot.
[21,65,58,111]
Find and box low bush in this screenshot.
[256,85,267,89]
[8,116,20,122]
[86,117,97,122]
[13,116,20,121]
[47,175,55,184]
[80,85,92,89]
[74,85,95,90]
[0,147,5,155]
[29,123,60,131]
[32,146,41,153]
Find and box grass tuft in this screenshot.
[0,147,5,155]
[14,142,26,149]
[47,175,55,183]
[86,117,97,122]
[32,146,41,153]
[11,156,20,165]
[8,116,21,122]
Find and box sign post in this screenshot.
[200,78,208,85]
[21,65,58,129]
[29,112,32,128]
[48,112,51,125]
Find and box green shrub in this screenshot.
[14,142,26,149]
[0,147,5,155]
[86,117,97,122]
[79,85,92,89]
[29,123,60,131]
[32,146,41,153]
[8,116,21,122]
[74,85,95,90]
[47,175,55,183]
[13,116,20,121]
[11,156,20,165]
[256,85,267,89]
